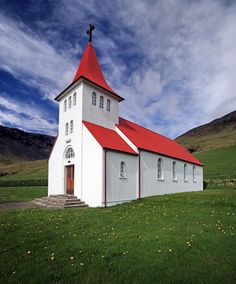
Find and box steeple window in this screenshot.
[92,92,97,106]
[99,96,104,109]
[107,99,111,112]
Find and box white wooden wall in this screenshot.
[140,150,203,198]
[106,151,138,206]
[81,125,104,207]
[48,83,84,198]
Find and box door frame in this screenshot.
[65,164,75,195]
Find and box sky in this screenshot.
[0,0,236,138]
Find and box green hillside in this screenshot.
[195,145,236,179]
[0,159,48,180]
[0,125,55,164]
[194,145,236,188]
[176,111,236,152]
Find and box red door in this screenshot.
[66,165,74,195]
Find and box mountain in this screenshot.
[176,111,236,152]
[0,125,55,164]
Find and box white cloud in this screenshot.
[1,0,236,138]
[0,94,57,135]
[0,13,75,100]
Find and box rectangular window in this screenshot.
[99,96,104,108]
[119,161,127,179]
[92,92,96,106]
[73,93,76,105]
[69,96,72,109]
[64,100,67,112]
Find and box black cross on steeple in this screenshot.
[87,24,95,42]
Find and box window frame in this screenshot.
[193,165,197,182]
[157,157,164,180]
[73,92,76,106]
[92,92,97,106]
[107,99,111,112]
[70,120,73,134]
[172,161,177,181]
[184,163,188,182]
[99,96,104,109]
[68,96,72,109]
[64,99,67,112]
[65,147,75,159]
[119,161,127,179]
[65,122,69,136]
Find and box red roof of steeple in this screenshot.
[73,42,121,98]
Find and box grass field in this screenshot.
[0,188,235,283]
[195,145,236,179]
[0,186,47,203]
[0,159,47,180]
[194,145,236,189]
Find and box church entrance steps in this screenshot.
[31,195,88,209]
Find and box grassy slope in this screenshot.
[0,186,47,203]
[176,128,236,152]
[0,159,48,180]
[195,145,236,179]
[0,189,235,284]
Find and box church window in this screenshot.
[119,161,127,179]
[193,165,196,182]
[64,99,67,112]
[107,99,111,112]
[65,147,75,159]
[73,92,76,105]
[157,158,163,180]
[184,163,187,181]
[69,96,72,109]
[92,92,97,106]
[172,161,177,181]
[65,123,69,135]
[99,96,104,109]
[70,120,74,133]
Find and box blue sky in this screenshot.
[0,0,236,138]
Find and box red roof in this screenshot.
[83,121,137,155]
[117,117,203,166]
[73,42,121,99]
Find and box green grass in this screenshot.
[176,126,236,152]
[0,159,48,180]
[0,186,47,203]
[194,145,236,189]
[0,188,235,283]
[195,145,236,179]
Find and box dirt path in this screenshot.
[0,202,39,211]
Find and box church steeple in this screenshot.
[72,25,122,99]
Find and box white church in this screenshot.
[48,25,203,207]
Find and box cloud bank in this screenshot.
[0,0,236,138]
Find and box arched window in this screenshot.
[73,92,76,106]
[70,120,73,133]
[65,122,69,136]
[107,99,111,112]
[184,163,187,181]
[92,92,96,106]
[119,161,127,179]
[68,96,72,109]
[64,99,67,112]
[193,165,196,182]
[172,161,177,180]
[99,96,104,108]
[65,147,75,159]
[157,158,163,180]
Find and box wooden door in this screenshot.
[66,165,74,195]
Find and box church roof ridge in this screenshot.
[117,117,203,166]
